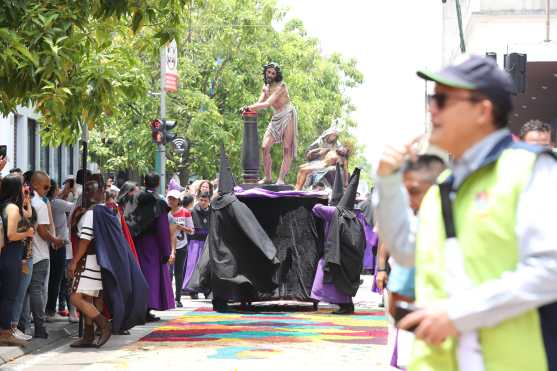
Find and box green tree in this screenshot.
[0,1,188,141]
[89,0,365,185]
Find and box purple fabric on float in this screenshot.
[182,239,205,292]
[356,211,378,270]
[309,204,352,304]
[134,214,175,311]
[236,187,328,200]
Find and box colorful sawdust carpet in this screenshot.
[139,308,387,360]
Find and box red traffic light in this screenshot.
[151,119,163,144]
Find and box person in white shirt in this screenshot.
[29,171,64,339]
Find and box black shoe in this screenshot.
[212,298,229,313]
[332,303,354,315]
[190,293,199,300]
[33,326,49,339]
[175,300,183,308]
[113,329,130,335]
[146,313,161,322]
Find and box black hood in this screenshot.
[218,143,235,195]
[337,167,360,210]
[330,162,344,206]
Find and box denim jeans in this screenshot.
[0,243,23,329]
[46,246,66,314]
[57,259,71,312]
[29,259,49,329]
[12,257,33,326]
[169,247,188,300]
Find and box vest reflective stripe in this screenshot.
[411,149,549,371]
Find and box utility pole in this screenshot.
[157,40,178,194]
[545,0,551,42]
[157,46,167,194]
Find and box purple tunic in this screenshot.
[310,204,352,304]
[135,214,175,310]
[182,235,207,292]
[356,211,378,270]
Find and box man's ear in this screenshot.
[478,99,495,128]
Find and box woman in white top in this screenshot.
[68,179,111,348]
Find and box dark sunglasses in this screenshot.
[427,93,483,110]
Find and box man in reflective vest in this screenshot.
[375,55,557,371]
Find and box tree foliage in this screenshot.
[0,0,188,141]
[2,0,367,185]
[90,0,366,184]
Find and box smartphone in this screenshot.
[0,145,6,160]
[393,301,420,332]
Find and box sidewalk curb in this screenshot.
[0,322,77,366]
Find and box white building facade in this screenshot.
[0,109,80,182]
[437,0,557,134]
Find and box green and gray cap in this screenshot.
[417,55,514,112]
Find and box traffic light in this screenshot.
[151,119,178,145]
[504,53,527,94]
[162,120,177,144]
[151,119,163,144]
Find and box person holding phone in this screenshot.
[375,56,557,371]
[0,175,34,346]
[0,145,8,173]
[375,155,446,369]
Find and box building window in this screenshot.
[67,144,74,176]
[27,118,37,171]
[40,145,50,174]
[57,146,63,184]
[13,114,18,167]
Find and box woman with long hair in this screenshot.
[0,175,34,346]
[68,179,111,348]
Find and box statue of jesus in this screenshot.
[245,63,298,185]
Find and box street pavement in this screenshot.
[1,276,393,371]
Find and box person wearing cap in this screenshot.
[375,55,557,371]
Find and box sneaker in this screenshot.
[58,310,69,317]
[12,328,32,341]
[0,329,27,347]
[175,300,183,308]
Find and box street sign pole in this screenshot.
[158,48,166,194]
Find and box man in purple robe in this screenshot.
[126,173,175,321]
[310,164,365,314]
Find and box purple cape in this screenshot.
[356,210,378,270]
[182,238,206,292]
[134,213,175,310]
[310,204,352,304]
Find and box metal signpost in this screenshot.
[157,40,178,193]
